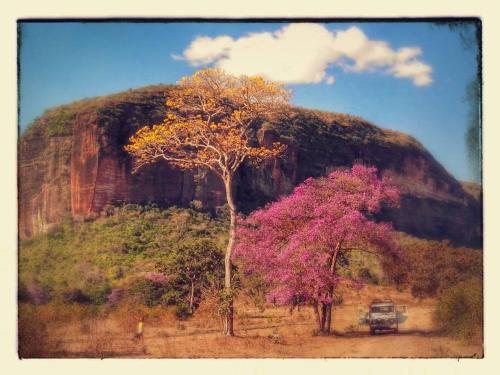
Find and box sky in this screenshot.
[18,21,480,182]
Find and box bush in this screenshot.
[63,288,91,304]
[241,274,268,311]
[434,277,483,342]
[25,284,49,305]
[358,267,379,285]
[18,283,30,303]
[189,200,203,210]
[411,278,439,298]
[47,109,75,137]
[105,288,124,307]
[160,290,183,306]
[129,278,167,307]
[175,301,192,320]
[86,285,112,305]
[393,236,483,298]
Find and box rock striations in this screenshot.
[18,85,482,247]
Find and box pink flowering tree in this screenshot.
[233,165,400,334]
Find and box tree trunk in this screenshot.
[325,303,332,333]
[321,303,327,332]
[321,244,341,334]
[313,304,322,331]
[189,279,195,313]
[223,174,236,336]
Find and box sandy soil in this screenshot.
[37,286,483,358]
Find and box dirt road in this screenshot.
[44,297,482,358]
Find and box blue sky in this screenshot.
[19,21,480,182]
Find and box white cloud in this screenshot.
[177,35,234,65]
[175,24,433,87]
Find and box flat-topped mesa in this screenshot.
[18,85,482,247]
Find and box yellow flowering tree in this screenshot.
[125,68,290,335]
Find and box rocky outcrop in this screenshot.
[19,134,72,238]
[18,85,482,247]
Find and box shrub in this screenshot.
[105,288,124,307]
[46,109,75,137]
[175,301,192,320]
[145,272,168,283]
[107,266,124,280]
[63,288,91,304]
[411,278,439,298]
[160,290,183,306]
[240,273,268,311]
[86,285,111,305]
[434,277,483,342]
[25,284,49,305]
[189,200,203,210]
[18,283,30,303]
[129,278,167,307]
[358,267,379,285]
[393,236,483,298]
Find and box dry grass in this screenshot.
[18,286,482,358]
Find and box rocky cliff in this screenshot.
[18,85,482,247]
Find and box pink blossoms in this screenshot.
[233,165,400,333]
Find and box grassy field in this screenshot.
[18,284,483,358]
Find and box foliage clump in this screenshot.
[19,205,228,310]
[46,109,76,136]
[379,234,483,343]
[435,277,483,342]
[234,164,400,333]
[391,236,482,298]
[18,283,49,305]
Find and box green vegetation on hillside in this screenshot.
[19,205,228,309]
[19,205,482,308]
[460,181,482,200]
[21,84,420,154]
[21,84,174,139]
[19,203,483,343]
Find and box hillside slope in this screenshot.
[18,85,482,246]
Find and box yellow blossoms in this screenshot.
[125,68,290,175]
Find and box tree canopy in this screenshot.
[234,165,400,333]
[125,68,290,178]
[125,68,291,336]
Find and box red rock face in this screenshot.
[19,130,72,239]
[64,109,232,223]
[18,87,482,247]
[71,111,99,219]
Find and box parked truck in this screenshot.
[368,299,399,335]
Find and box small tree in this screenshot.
[234,165,400,334]
[157,239,224,313]
[125,68,290,335]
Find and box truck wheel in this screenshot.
[370,328,376,335]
